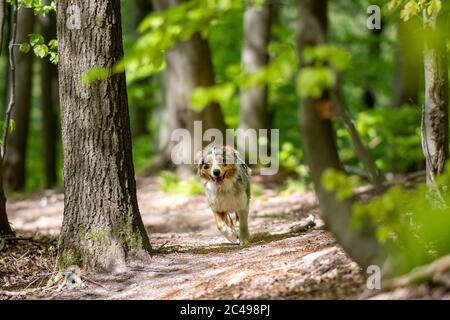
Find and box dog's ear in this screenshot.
[194,150,203,173]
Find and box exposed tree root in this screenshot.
[383,254,450,290]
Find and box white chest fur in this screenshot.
[203,180,248,213]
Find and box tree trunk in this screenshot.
[152,0,226,176]
[0,167,13,235]
[362,15,382,109]
[392,19,422,108]
[56,0,151,271]
[422,9,449,185]
[3,7,34,191]
[239,0,272,132]
[40,0,59,188]
[1,4,10,117]
[0,1,15,237]
[297,0,382,269]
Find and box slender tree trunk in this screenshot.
[239,0,272,132]
[422,8,449,185]
[298,0,382,269]
[0,0,17,237]
[334,74,384,192]
[1,3,9,117]
[40,0,59,188]
[151,0,226,176]
[0,167,12,235]
[392,19,422,107]
[362,16,382,109]
[56,0,151,271]
[3,7,34,191]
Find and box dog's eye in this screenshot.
[203,163,210,169]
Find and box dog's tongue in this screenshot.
[215,178,224,187]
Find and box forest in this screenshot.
[0,0,449,301]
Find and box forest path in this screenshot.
[3,177,364,299]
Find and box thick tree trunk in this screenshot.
[422,9,449,185]
[56,0,151,271]
[392,19,422,107]
[239,0,272,132]
[152,0,226,176]
[3,7,34,191]
[298,0,382,269]
[40,1,59,188]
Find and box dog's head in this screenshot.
[196,145,243,187]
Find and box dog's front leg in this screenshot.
[237,206,250,245]
[214,211,239,243]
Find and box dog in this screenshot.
[196,144,251,245]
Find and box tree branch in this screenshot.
[383,254,450,290]
[333,71,385,193]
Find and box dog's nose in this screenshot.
[213,168,221,177]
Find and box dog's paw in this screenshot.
[239,237,250,245]
[223,227,239,243]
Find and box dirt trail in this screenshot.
[2,177,365,299]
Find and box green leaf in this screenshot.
[19,42,31,53]
[29,33,44,46]
[49,52,59,64]
[48,39,57,50]
[33,44,48,58]
[82,67,111,84]
[297,67,336,99]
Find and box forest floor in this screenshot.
[0,176,447,300]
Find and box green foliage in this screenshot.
[387,0,443,21]
[0,119,16,137]
[14,0,56,15]
[159,171,203,196]
[251,183,263,197]
[81,67,111,84]
[132,134,155,175]
[278,142,306,175]
[191,42,297,111]
[336,106,422,172]
[297,45,350,99]
[19,33,58,64]
[297,67,336,99]
[191,83,236,111]
[322,169,361,201]
[117,0,245,82]
[278,178,307,195]
[323,165,450,275]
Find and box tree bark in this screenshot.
[3,7,34,191]
[239,0,272,132]
[0,166,12,235]
[0,0,16,237]
[298,0,382,269]
[56,0,151,271]
[152,0,226,176]
[422,9,449,185]
[362,15,382,109]
[392,19,422,108]
[40,0,59,188]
